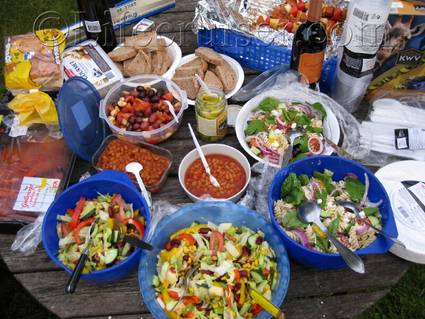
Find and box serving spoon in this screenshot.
[195,73,218,97]
[125,162,152,207]
[298,201,365,274]
[163,100,179,123]
[188,123,220,188]
[337,200,405,248]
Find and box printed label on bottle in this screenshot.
[339,47,376,78]
[196,111,227,138]
[298,51,325,84]
[345,4,387,54]
[84,20,102,33]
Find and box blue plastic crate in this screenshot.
[198,28,336,94]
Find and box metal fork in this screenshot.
[169,264,199,312]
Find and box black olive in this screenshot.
[139,91,146,99]
[147,89,155,97]
[156,89,163,97]
[150,96,160,103]
[136,86,145,92]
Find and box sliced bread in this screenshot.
[125,31,158,51]
[204,70,223,92]
[108,46,137,62]
[211,61,236,93]
[172,76,200,99]
[123,50,151,77]
[195,47,224,66]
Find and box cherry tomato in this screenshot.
[210,231,224,255]
[168,290,179,299]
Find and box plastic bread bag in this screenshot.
[359,91,425,167]
[4,29,65,94]
[235,69,370,161]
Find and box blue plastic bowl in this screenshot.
[42,170,150,283]
[268,156,397,270]
[139,201,290,319]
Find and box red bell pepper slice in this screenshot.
[210,231,224,255]
[251,304,263,315]
[127,218,145,238]
[176,233,196,246]
[69,198,86,230]
[234,269,241,282]
[182,296,201,305]
[60,223,71,237]
[225,285,233,308]
[73,217,95,245]
[168,289,179,299]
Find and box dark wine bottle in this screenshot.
[77,0,117,53]
[290,0,327,89]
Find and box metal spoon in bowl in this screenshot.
[187,123,220,188]
[279,131,303,167]
[298,201,365,274]
[337,200,405,249]
[125,162,152,208]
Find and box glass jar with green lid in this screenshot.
[195,89,228,142]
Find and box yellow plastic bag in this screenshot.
[8,92,58,125]
[4,29,65,93]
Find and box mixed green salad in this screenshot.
[244,97,327,164]
[57,193,145,273]
[153,222,279,318]
[274,170,382,253]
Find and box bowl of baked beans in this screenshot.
[178,144,251,202]
[93,135,172,193]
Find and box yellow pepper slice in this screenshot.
[312,224,327,238]
[171,224,209,239]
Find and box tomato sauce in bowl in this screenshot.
[184,154,246,199]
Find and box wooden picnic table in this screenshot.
[0,1,411,319]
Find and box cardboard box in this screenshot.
[109,0,176,29]
[366,0,425,101]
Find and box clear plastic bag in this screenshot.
[11,214,44,255]
[359,92,425,167]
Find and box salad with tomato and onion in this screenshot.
[153,222,279,318]
[244,97,327,164]
[57,193,145,273]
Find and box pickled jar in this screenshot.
[195,89,227,142]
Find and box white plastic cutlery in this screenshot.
[163,100,179,123]
[187,123,221,188]
[125,162,152,207]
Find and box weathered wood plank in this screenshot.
[14,266,393,319]
[73,288,389,319]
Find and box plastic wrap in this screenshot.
[360,92,425,167]
[4,29,65,94]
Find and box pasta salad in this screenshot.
[274,170,382,253]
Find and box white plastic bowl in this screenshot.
[177,53,245,105]
[178,144,251,202]
[114,35,182,80]
[235,90,341,168]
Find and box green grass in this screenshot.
[1,1,425,318]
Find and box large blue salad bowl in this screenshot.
[139,201,290,319]
[268,156,397,270]
[42,170,150,283]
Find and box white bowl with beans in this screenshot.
[178,144,251,202]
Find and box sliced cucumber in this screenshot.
[368,216,380,227]
[121,242,131,257]
[250,146,261,156]
[251,270,263,283]
[80,202,96,219]
[111,230,119,244]
[248,234,258,249]
[104,248,118,264]
[239,303,251,316]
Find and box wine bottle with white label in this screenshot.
[77,0,117,53]
[332,0,391,113]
